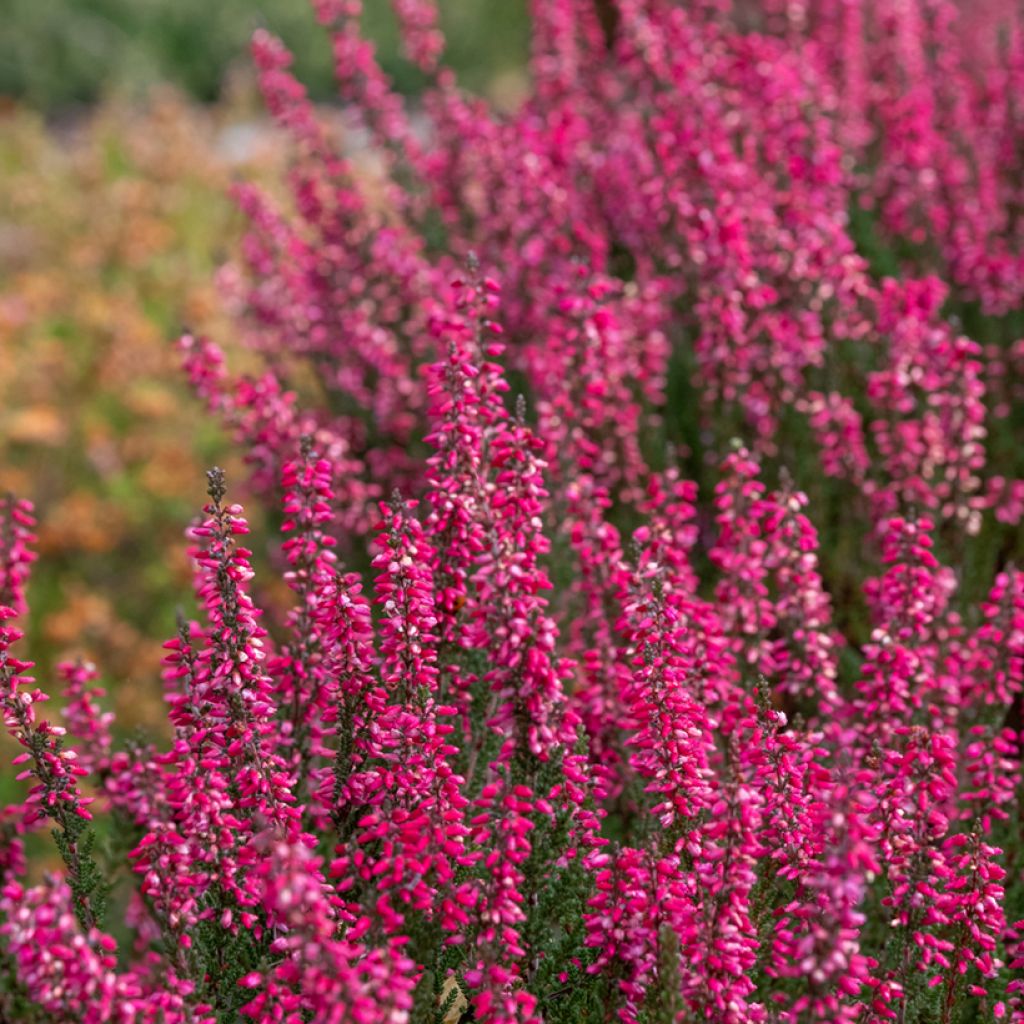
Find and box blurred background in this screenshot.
[0,2,528,736]
[0,0,530,111]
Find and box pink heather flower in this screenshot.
[0,878,210,1024]
[330,497,472,937]
[584,846,677,1023]
[866,278,988,530]
[389,0,444,72]
[533,271,653,511]
[562,472,632,797]
[240,837,416,1023]
[711,448,842,711]
[933,830,1007,985]
[803,390,871,487]
[184,470,293,820]
[686,777,762,1020]
[0,621,100,926]
[960,569,1024,713]
[616,535,717,830]
[854,515,959,733]
[59,659,114,782]
[132,472,299,970]
[763,759,879,1022]
[311,567,379,832]
[274,442,342,818]
[959,727,1021,831]
[464,776,541,1024]
[864,726,962,1005]
[0,496,36,616]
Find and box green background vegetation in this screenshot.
[0,0,531,113]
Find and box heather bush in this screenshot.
[2,2,1023,1022]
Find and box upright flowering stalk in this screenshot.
[960,569,1024,717]
[584,846,680,1023]
[425,271,582,765]
[866,278,988,530]
[313,569,379,839]
[0,510,104,935]
[710,448,776,690]
[528,0,607,103]
[0,649,99,908]
[959,727,1020,831]
[686,766,763,1021]
[860,726,954,1014]
[596,507,741,1018]
[434,279,596,1021]
[0,504,206,1022]
[333,498,472,939]
[711,450,842,712]
[131,615,215,970]
[179,332,319,507]
[275,441,340,820]
[618,543,726,820]
[532,273,652,511]
[802,0,1024,313]
[932,829,1007,1016]
[562,473,632,798]
[389,0,444,72]
[0,496,35,615]
[421,270,506,727]
[804,389,871,488]
[185,468,293,823]
[311,0,424,174]
[475,400,575,764]
[186,23,436,524]
[132,471,295,999]
[793,794,877,1021]
[854,515,958,735]
[757,475,843,713]
[463,777,542,1024]
[759,740,878,1022]
[59,660,114,783]
[0,497,36,888]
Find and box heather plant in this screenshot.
[2,1,1024,1023]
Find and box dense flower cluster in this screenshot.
[2,1,1024,1022]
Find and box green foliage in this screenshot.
[452,647,504,802]
[0,0,530,113]
[51,821,110,933]
[17,712,111,932]
[519,743,602,1017]
[193,886,273,1020]
[638,928,685,1024]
